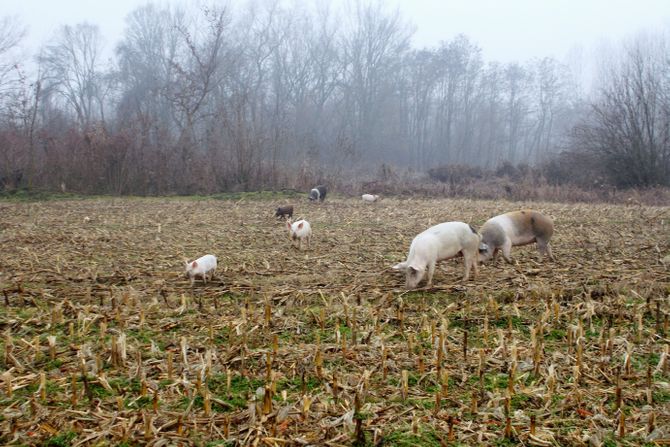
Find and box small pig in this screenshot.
[275,205,293,219]
[184,254,217,286]
[393,222,481,289]
[361,194,379,202]
[287,218,312,250]
[478,210,554,263]
[308,185,327,202]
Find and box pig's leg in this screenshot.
[546,243,554,261]
[536,240,545,260]
[538,239,554,261]
[426,261,436,287]
[492,248,500,262]
[501,239,513,264]
[468,250,478,279]
[462,253,471,281]
[306,235,311,249]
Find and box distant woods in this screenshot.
[0,2,669,195]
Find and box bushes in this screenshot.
[541,151,607,188]
[427,164,484,184]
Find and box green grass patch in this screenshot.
[493,439,520,446]
[125,329,156,344]
[44,431,77,447]
[43,359,64,371]
[383,426,444,447]
[277,375,321,393]
[205,441,235,447]
[545,328,566,341]
[475,373,509,391]
[0,189,88,202]
[510,393,531,409]
[653,389,670,403]
[108,377,141,394]
[89,381,115,399]
[206,374,265,409]
[210,190,303,202]
[491,316,528,334]
[126,395,153,409]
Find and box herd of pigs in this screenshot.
[184,185,554,289]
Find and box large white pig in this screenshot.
[478,210,554,263]
[393,222,481,289]
[184,254,217,286]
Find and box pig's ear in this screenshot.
[191,261,198,268]
[408,264,424,274]
[392,262,407,271]
[478,243,489,253]
[298,222,304,230]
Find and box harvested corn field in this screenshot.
[0,196,669,446]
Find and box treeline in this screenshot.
[0,2,668,195]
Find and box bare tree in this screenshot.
[0,16,29,190]
[502,62,531,163]
[38,23,105,130]
[573,33,670,187]
[115,3,184,136]
[0,0,597,195]
[432,35,482,164]
[0,15,26,99]
[167,6,228,164]
[341,0,413,161]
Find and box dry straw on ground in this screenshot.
[0,196,669,446]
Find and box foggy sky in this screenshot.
[6,0,670,65]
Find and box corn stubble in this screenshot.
[0,197,668,445]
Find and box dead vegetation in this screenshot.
[0,196,669,446]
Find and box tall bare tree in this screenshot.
[573,33,670,187]
[0,15,26,102]
[341,0,412,161]
[38,23,106,130]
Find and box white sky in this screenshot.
[5,0,670,65]
[399,0,670,62]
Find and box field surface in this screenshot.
[0,196,669,446]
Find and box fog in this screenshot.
[7,0,670,63]
[1,0,669,194]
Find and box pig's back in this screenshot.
[420,221,469,238]
[493,211,546,245]
[197,254,217,269]
[418,222,470,255]
[487,214,517,236]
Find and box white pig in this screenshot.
[478,210,554,263]
[184,254,217,286]
[393,222,481,289]
[287,218,312,250]
[361,194,379,202]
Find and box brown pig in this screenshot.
[275,205,294,219]
[478,210,554,263]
